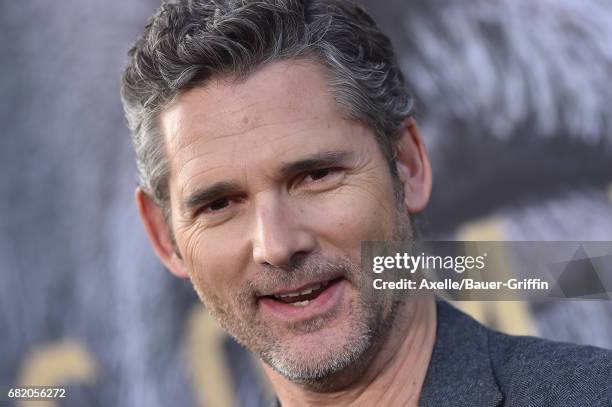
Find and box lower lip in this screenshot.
[259,279,345,321]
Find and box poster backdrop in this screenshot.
[1,1,611,405]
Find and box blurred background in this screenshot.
[1,0,611,406]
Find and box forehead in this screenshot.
[159,60,373,193]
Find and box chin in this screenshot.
[260,308,380,384]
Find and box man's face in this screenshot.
[158,60,413,381]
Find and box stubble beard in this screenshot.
[189,191,414,390]
[259,259,399,390]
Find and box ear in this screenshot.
[394,117,433,213]
[135,187,189,279]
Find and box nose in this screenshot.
[251,193,317,269]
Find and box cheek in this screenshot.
[308,183,398,256]
[178,221,250,296]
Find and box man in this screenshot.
[120,0,611,405]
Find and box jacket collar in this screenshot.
[418,300,504,406]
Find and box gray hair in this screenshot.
[121,0,413,208]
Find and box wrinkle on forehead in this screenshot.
[165,99,278,154]
[175,117,361,196]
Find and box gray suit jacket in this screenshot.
[419,301,612,406]
[271,300,612,406]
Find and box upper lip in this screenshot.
[258,275,343,298]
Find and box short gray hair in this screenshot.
[121,0,414,208]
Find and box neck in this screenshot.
[263,297,437,407]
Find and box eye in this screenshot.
[202,197,230,213]
[303,168,339,182]
[293,167,345,192]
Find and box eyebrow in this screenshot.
[181,150,354,213]
[278,150,354,178]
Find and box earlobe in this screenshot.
[394,118,433,214]
[135,188,189,279]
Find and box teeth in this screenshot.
[292,300,310,307]
[274,282,327,299]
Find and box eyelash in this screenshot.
[196,168,343,216]
[303,168,336,181]
[197,197,237,216]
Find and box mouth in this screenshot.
[258,277,346,320]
